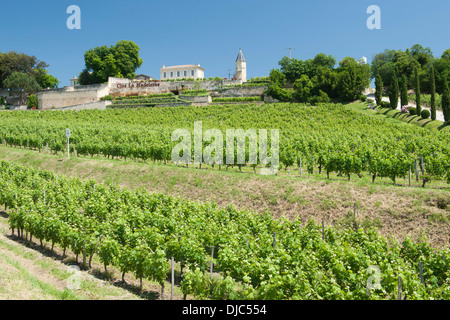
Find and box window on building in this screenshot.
[191,70,195,76]
[170,72,174,78]
[184,70,187,77]
[163,72,167,78]
[177,71,180,77]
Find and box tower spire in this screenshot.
[236,47,246,62]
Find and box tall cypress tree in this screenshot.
[442,72,450,124]
[430,65,437,121]
[389,71,399,109]
[415,68,421,115]
[400,74,408,107]
[375,74,383,106]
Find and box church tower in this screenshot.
[234,47,247,83]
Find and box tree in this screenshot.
[430,65,437,121]
[293,75,314,103]
[337,57,371,101]
[34,68,60,89]
[375,74,383,106]
[312,66,338,98]
[442,49,450,60]
[371,49,419,87]
[0,51,58,89]
[410,44,434,68]
[400,74,408,107]
[269,69,286,87]
[388,71,399,109]
[414,68,421,115]
[313,53,336,69]
[79,40,144,85]
[442,72,450,124]
[3,72,41,105]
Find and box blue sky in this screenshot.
[1,0,449,86]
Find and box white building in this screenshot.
[70,76,79,86]
[160,64,205,80]
[234,47,247,83]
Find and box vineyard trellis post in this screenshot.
[322,220,324,241]
[419,261,424,285]
[66,128,71,159]
[299,155,302,177]
[171,256,174,300]
[409,166,411,187]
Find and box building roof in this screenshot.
[135,74,155,79]
[161,64,205,70]
[236,48,246,62]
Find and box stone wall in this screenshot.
[37,84,108,109]
[46,100,112,111]
[179,95,212,106]
[214,86,267,97]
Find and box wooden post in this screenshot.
[299,156,302,177]
[322,220,325,241]
[246,238,249,246]
[409,166,411,187]
[171,257,174,300]
[354,202,357,220]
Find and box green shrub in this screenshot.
[309,90,330,104]
[381,101,390,109]
[367,99,374,104]
[265,84,292,102]
[27,94,38,109]
[0,97,5,105]
[409,107,417,115]
[421,109,431,119]
[101,95,114,101]
[360,95,367,102]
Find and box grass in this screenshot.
[348,101,449,133]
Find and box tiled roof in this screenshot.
[161,64,204,70]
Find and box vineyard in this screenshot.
[0,160,449,299]
[0,103,448,187]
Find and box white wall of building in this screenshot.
[160,65,204,80]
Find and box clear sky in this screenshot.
[1,0,449,86]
